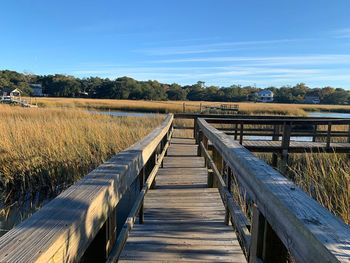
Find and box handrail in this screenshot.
[199,141,251,255]
[205,117,350,125]
[196,117,350,263]
[0,114,174,263]
[174,113,347,120]
[106,128,173,262]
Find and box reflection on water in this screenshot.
[245,136,313,142]
[308,112,350,118]
[0,191,55,237]
[92,110,157,117]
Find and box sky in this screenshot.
[1,0,350,89]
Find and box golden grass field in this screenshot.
[0,104,163,204]
[257,151,350,224]
[30,97,350,116]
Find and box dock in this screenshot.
[0,114,349,263]
[119,134,246,262]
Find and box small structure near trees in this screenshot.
[29,84,43,97]
[257,89,274,102]
[304,92,320,104]
[0,88,22,102]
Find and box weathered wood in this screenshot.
[139,168,145,224]
[206,117,350,125]
[200,141,251,253]
[174,113,346,121]
[197,117,350,263]
[261,219,288,263]
[0,114,174,263]
[212,147,222,188]
[225,167,232,226]
[281,122,292,172]
[249,205,265,263]
[106,132,172,262]
[239,123,244,144]
[272,125,279,167]
[119,134,246,262]
[313,124,318,142]
[327,122,332,148]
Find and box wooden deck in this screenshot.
[119,133,246,262]
[237,139,350,153]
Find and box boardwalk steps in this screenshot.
[119,135,246,262]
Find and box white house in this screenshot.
[304,93,320,104]
[257,90,274,102]
[29,84,43,97]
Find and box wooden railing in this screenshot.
[0,114,173,263]
[195,117,350,263]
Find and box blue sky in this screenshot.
[1,0,350,89]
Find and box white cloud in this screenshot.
[136,39,305,56]
[152,54,350,66]
[332,28,350,39]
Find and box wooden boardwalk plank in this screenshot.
[119,133,246,262]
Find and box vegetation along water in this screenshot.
[0,105,163,235]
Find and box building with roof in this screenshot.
[257,89,274,102]
[29,84,43,97]
[0,88,21,101]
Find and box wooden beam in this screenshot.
[0,114,174,263]
[197,118,350,263]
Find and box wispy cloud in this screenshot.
[151,54,350,66]
[332,28,350,39]
[136,39,306,56]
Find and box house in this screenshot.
[257,89,274,102]
[304,92,320,104]
[0,88,21,101]
[29,84,43,97]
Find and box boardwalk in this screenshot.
[119,132,246,262]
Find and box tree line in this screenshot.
[1,70,350,104]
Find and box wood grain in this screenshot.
[0,114,173,263]
[119,132,246,262]
[197,118,350,263]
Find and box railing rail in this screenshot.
[0,114,174,263]
[196,117,350,263]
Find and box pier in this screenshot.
[0,114,349,262]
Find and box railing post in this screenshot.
[249,204,265,263]
[281,122,291,173]
[272,125,279,168]
[139,167,145,224]
[197,130,203,156]
[202,135,208,165]
[347,124,350,160]
[313,124,318,142]
[150,151,157,189]
[239,123,244,145]
[212,147,222,188]
[234,123,238,140]
[224,166,232,226]
[194,118,198,139]
[249,204,288,263]
[83,207,117,262]
[326,122,332,149]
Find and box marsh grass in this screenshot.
[288,153,350,224]
[32,97,350,116]
[257,151,350,224]
[0,105,163,205]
